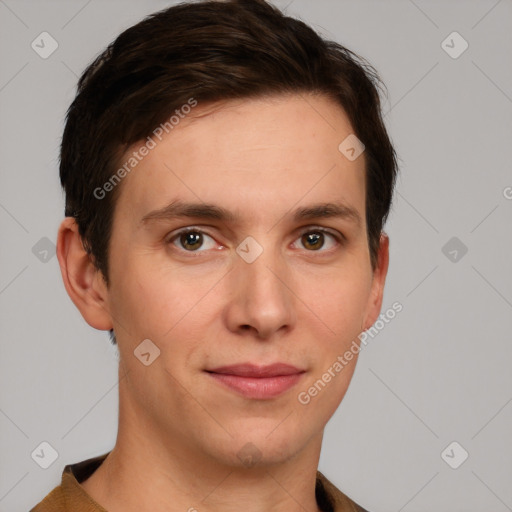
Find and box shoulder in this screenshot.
[316,471,370,512]
[29,452,110,512]
[29,485,66,512]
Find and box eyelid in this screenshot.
[297,224,345,242]
[165,226,218,250]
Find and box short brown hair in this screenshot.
[60,0,398,343]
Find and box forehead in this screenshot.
[114,94,366,229]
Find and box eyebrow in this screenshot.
[139,199,362,228]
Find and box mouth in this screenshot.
[205,363,306,399]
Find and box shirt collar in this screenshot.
[62,452,367,512]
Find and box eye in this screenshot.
[293,227,342,252]
[167,228,218,252]
[166,226,343,254]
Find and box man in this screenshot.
[31,0,397,510]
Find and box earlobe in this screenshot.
[56,217,113,331]
[362,233,390,331]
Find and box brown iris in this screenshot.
[301,231,324,251]
[180,231,203,250]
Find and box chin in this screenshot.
[211,423,307,469]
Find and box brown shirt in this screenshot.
[30,452,368,512]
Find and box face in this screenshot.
[91,94,387,467]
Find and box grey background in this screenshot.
[1,0,511,511]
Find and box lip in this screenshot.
[205,363,306,399]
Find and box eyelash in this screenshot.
[165,226,344,255]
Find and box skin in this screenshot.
[57,93,389,512]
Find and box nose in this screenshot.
[223,243,296,340]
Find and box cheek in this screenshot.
[110,255,222,354]
[107,257,178,341]
[108,238,373,349]
[304,268,371,332]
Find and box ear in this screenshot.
[56,217,113,331]
[362,233,390,331]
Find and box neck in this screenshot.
[81,373,325,512]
